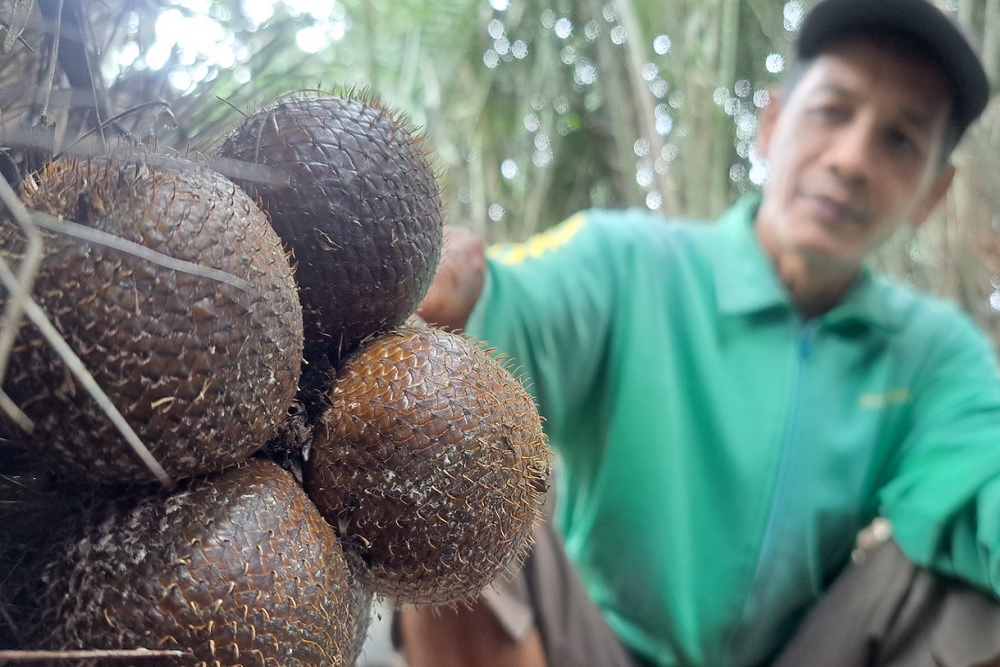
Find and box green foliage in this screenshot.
[5,0,998,335]
[120,0,802,238]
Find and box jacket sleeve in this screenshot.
[464,212,621,440]
[879,307,1000,597]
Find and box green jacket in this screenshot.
[466,194,1000,667]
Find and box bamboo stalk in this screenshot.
[615,0,681,216]
[710,0,741,215]
[983,0,999,85]
[583,0,644,211]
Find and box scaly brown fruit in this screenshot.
[0,153,304,485]
[217,94,443,359]
[305,327,551,606]
[31,459,370,667]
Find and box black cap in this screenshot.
[797,0,990,137]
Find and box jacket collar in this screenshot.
[712,194,903,333]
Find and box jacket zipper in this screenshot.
[725,321,816,665]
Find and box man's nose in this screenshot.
[825,120,876,183]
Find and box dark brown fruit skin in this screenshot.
[217,95,444,357]
[32,459,369,667]
[305,327,551,606]
[0,451,78,650]
[0,154,304,484]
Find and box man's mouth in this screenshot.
[803,193,866,229]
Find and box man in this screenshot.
[401,0,1000,665]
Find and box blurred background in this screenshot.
[0,0,997,334]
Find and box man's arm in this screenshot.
[879,308,1000,595]
[416,226,486,332]
[419,211,622,438]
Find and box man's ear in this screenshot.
[755,89,783,159]
[913,164,955,228]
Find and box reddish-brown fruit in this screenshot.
[305,327,551,606]
[217,94,444,357]
[32,459,370,667]
[0,154,304,484]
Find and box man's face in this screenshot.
[755,37,956,272]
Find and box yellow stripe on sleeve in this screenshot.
[487,213,588,266]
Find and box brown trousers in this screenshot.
[466,520,1000,667]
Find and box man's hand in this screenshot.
[417,226,486,331]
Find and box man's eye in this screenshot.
[811,105,848,121]
[886,129,919,154]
